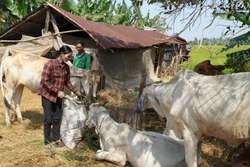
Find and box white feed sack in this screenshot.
[60,98,87,150]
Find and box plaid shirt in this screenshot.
[39,58,77,103]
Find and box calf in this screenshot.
[86,103,185,167]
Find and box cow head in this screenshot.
[194,60,226,76]
[70,67,100,98]
[86,103,106,129]
[86,70,100,98]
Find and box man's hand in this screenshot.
[75,91,84,99]
[57,91,65,98]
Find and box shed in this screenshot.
[0,2,188,89]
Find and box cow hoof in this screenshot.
[6,121,12,128]
[17,119,23,123]
[6,124,12,128]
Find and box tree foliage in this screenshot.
[68,0,168,31]
[132,0,250,38]
[133,0,250,73]
[189,37,231,45]
[0,0,60,32]
[0,0,169,33]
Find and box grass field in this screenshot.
[182,44,250,73]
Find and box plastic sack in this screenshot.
[60,98,87,150]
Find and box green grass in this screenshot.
[181,45,250,74]
[0,119,5,126]
[63,149,88,162]
[24,139,44,148]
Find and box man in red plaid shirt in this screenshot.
[39,45,83,150]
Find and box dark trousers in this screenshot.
[42,96,62,145]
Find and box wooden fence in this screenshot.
[107,107,165,133]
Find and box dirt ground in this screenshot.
[0,88,238,167]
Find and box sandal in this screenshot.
[44,144,52,151]
[54,140,64,147]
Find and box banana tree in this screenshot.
[0,0,74,32]
[0,0,169,34]
[70,0,168,31]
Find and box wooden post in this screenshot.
[139,73,147,97]
[136,72,147,130]
[88,74,94,104]
[44,10,50,34]
[98,67,106,91]
[50,13,63,49]
[156,51,162,78]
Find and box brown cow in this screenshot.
[194,60,225,75]
[0,53,100,127]
[232,146,250,167]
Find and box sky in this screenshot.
[121,0,249,41]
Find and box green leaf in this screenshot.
[220,31,250,53]
[61,0,77,13]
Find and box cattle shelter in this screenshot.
[0,2,189,90]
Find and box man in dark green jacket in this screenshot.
[73,41,91,70]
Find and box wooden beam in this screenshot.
[22,21,45,27]
[0,29,84,43]
[58,22,72,29]
[10,30,37,36]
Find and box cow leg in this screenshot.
[13,85,24,123]
[182,125,201,167]
[96,149,127,166]
[4,88,14,128]
[163,129,183,142]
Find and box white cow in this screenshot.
[86,103,186,167]
[136,69,250,167]
[0,53,100,127]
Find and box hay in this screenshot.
[0,88,237,166]
[97,89,138,108]
[0,88,116,167]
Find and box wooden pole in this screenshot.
[136,72,147,130]
[139,73,147,97]
[50,13,63,48]
[44,9,50,34]
[88,73,94,104]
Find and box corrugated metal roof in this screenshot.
[0,2,187,50]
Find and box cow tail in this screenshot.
[0,58,14,111]
[0,57,6,97]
